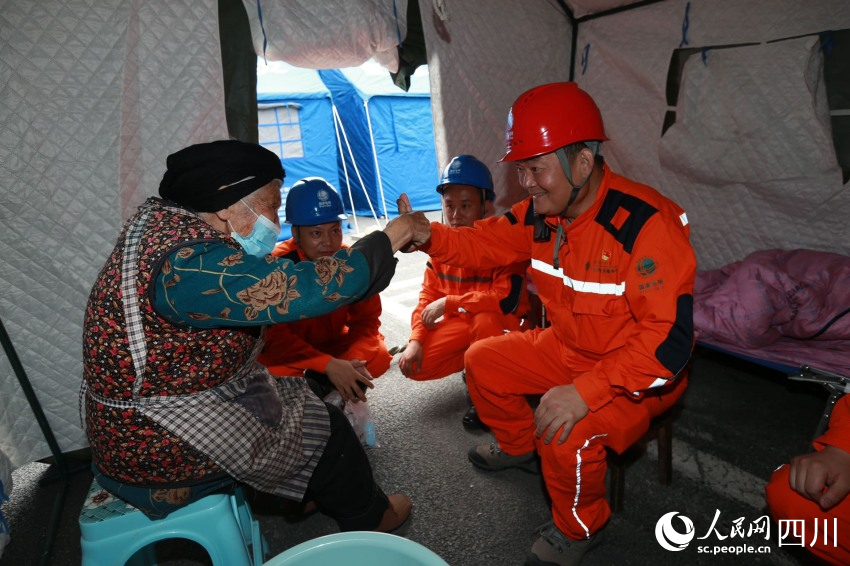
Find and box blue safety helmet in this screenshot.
[436,155,495,201]
[284,177,348,225]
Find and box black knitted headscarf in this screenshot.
[158,140,285,212]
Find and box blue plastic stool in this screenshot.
[79,478,267,566]
[263,531,449,566]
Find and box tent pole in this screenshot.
[331,105,384,229]
[331,104,361,236]
[0,317,69,566]
[363,99,389,219]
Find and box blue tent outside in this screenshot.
[367,94,440,215]
[258,93,341,241]
[257,60,440,236]
[319,67,440,217]
[258,65,342,240]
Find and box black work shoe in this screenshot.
[462,405,490,431]
[525,522,601,566]
[468,442,539,473]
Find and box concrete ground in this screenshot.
[0,214,830,566]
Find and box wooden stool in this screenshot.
[606,406,679,513]
[524,391,679,513]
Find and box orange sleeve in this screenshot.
[345,293,383,343]
[428,209,532,270]
[261,322,332,375]
[271,238,299,258]
[409,262,443,343]
[445,262,528,316]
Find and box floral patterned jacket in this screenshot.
[82,198,395,489]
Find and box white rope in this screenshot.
[330,103,360,235]
[332,104,384,230]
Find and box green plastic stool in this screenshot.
[79,478,267,566]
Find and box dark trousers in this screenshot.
[305,401,389,531]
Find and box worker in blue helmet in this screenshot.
[398,155,531,430]
[260,177,393,406]
[437,153,496,208]
[283,176,350,226]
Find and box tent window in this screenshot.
[259,103,305,158]
[663,29,850,183]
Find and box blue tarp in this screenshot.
[258,90,340,240]
[327,64,440,216]
[257,61,440,226]
[367,94,440,214]
[258,93,339,193]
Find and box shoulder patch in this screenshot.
[594,189,658,254]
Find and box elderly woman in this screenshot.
[81,140,428,532]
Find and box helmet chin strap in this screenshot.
[551,143,600,270]
[555,147,592,217]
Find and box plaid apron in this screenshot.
[85,200,329,499]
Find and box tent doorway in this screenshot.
[257,59,440,240]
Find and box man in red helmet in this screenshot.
[399,82,695,565]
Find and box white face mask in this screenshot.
[229,200,281,256]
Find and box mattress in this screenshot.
[694,249,850,376]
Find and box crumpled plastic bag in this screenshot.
[323,391,378,448]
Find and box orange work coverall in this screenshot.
[766,395,850,565]
[406,258,529,381]
[259,239,392,379]
[425,162,695,541]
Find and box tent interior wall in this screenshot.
[1,0,849,479]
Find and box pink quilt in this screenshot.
[694,249,850,375]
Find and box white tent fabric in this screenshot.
[576,0,850,269]
[1,0,849,470]
[566,0,644,19]
[258,60,331,93]
[418,0,572,210]
[0,0,228,467]
[242,0,406,71]
[659,36,845,269]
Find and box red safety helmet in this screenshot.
[501,82,608,162]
